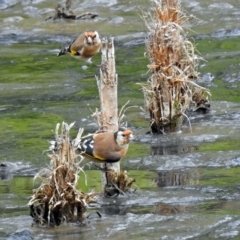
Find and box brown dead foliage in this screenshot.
[28,122,98,226]
[141,0,210,133]
[103,169,136,197]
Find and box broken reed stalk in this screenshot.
[94,38,134,197]
[28,122,97,226]
[95,38,120,197]
[142,0,210,134]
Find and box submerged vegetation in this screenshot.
[45,0,98,21]
[141,0,211,133]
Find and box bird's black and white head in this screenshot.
[114,128,134,148]
[84,31,101,46]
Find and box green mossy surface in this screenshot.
[0,42,149,163]
[199,139,240,152]
[2,166,240,216]
[0,170,155,195]
[199,167,240,188]
[196,37,240,53]
[1,36,240,178]
[195,36,240,102]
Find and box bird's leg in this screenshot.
[92,61,108,71]
[103,170,126,197]
[93,163,108,172]
[103,180,125,197]
[110,181,126,196]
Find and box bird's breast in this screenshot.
[80,45,101,59]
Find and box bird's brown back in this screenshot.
[92,132,124,162]
[69,32,85,52]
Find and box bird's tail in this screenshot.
[57,48,67,56]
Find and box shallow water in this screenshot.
[1,0,240,239]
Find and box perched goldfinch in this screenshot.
[57,30,101,64]
[77,129,134,163]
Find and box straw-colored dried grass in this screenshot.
[28,122,98,226]
[142,0,210,133]
[104,169,136,197]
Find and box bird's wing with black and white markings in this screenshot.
[78,135,94,157]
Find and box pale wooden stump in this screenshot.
[95,37,121,197]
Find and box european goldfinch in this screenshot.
[57,30,101,64]
[77,129,134,163]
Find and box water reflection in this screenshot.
[155,169,199,187]
[100,204,131,216]
[0,163,13,181]
[155,203,191,215]
[151,144,198,156]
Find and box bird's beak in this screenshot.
[87,37,93,44]
[128,133,134,141]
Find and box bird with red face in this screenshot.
[77,128,134,164]
[57,30,101,65]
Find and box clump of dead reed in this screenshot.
[142,0,210,133]
[28,122,98,226]
[104,169,136,197]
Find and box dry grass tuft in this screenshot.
[28,122,98,226]
[141,0,210,133]
[104,169,136,197]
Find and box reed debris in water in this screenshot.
[28,122,97,226]
[142,0,210,133]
